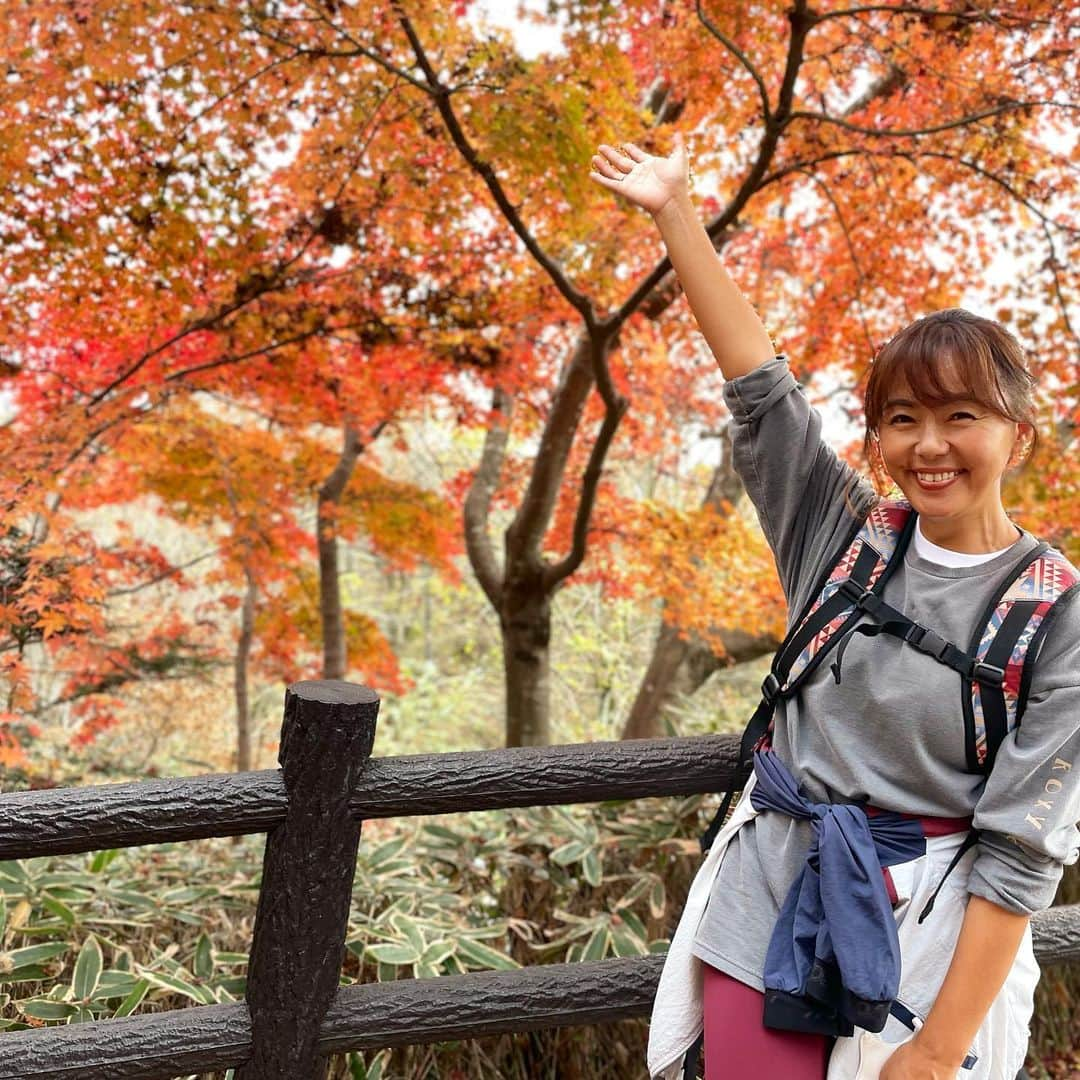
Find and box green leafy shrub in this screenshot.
[1,799,1076,1078]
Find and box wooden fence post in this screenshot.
[236,679,379,1080]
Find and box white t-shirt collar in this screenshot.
[912,517,1020,568]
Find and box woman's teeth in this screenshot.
[915,471,960,483]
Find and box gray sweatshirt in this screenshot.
[693,358,1080,990]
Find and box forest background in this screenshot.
[0,0,1077,1076]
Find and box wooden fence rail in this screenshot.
[0,726,739,858]
[0,679,1077,1079]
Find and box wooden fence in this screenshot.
[0,678,1078,1079]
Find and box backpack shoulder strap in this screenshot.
[774,499,915,690]
[965,545,1080,773]
[699,499,913,851]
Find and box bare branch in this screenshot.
[843,62,907,113]
[908,150,1080,236]
[759,146,1077,240]
[32,652,225,715]
[702,423,743,510]
[163,326,331,382]
[789,100,1076,139]
[89,72,391,409]
[174,50,300,144]
[245,3,432,93]
[776,0,815,121]
[759,148,871,188]
[61,392,175,471]
[106,548,220,597]
[1040,219,1080,357]
[545,387,629,589]
[695,0,772,123]
[609,0,818,335]
[815,5,1048,27]
[509,336,595,554]
[391,4,595,326]
[796,167,876,356]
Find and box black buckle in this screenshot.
[857,589,882,615]
[839,578,863,603]
[972,660,1006,688]
[761,672,781,703]
[906,625,950,661]
[839,579,881,614]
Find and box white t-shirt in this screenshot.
[912,518,1021,568]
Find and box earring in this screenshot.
[1010,437,1032,468]
[868,437,892,494]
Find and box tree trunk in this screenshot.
[454,61,910,747]
[465,345,613,748]
[621,621,778,739]
[501,565,551,747]
[233,561,257,771]
[318,507,346,681]
[318,424,361,681]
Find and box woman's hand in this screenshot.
[588,132,689,217]
[880,1036,961,1080]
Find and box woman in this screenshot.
[589,133,1080,1079]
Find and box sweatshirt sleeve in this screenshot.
[968,595,1080,914]
[722,356,877,607]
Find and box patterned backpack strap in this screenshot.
[776,499,915,688]
[699,499,914,852]
[964,546,1080,773]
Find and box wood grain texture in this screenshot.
[0,770,287,858]
[237,680,379,1080]
[0,1003,250,1078]
[350,734,741,818]
[1033,902,1080,965]
[3,911,1080,1078]
[0,735,740,857]
[318,955,665,1052]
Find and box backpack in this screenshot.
[701,498,1080,852]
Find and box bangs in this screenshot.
[864,316,1021,432]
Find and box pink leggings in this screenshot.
[703,963,830,1079]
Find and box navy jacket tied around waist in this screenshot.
[748,750,927,1037]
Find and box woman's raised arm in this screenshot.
[589,132,774,381]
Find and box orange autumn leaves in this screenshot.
[618,500,786,657]
[0,0,1075,753]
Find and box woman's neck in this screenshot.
[916,510,1020,554]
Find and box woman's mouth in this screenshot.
[912,469,963,491]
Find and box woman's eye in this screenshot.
[949,411,978,421]
[886,414,914,425]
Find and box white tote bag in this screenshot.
[827,836,1038,1080]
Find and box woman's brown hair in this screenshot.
[862,308,1038,466]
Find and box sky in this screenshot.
[467,1,568,60]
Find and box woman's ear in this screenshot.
[868,433,891,493]
[1009,423,1035,468]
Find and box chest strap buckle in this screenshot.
[971,660,1006,688]
[905,624,951,661]
[839,579,884,614]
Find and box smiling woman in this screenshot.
[864,311,1037,554]
[591,133,1080,1080]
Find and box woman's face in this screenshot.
[875,376,1030,546]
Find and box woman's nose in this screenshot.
[914,422,950,457]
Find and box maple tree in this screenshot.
[391,0,1078,742]
[0,1,1075,756]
